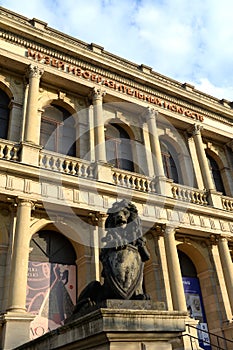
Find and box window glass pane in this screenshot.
[40,119,56,152]
[105,123,134,172]
[207,154,225,194]
[60,117,76,156]
[40,105,76,156]
[0,89,10,139]
[161,141,179,183]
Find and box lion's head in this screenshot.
[102,199,150,261]
[105,199,139,230]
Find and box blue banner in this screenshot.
[183,277,211,349]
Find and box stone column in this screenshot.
[145,107,165,177]
[192,124,223,207]
[91,87,106,163]
[88,105,95,162]
[24,64,44,144]
[187,135,204,189]
[142,122,155,177]
[8,101,22,141]
[209,242,232,321]
[145,108,171,195]
[192,124,215,190]
[163,226,187,311]
[7,199,33,312]
[218,236,233,313]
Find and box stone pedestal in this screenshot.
[14,301,188,350]
[20,142,42,166]
[94,161,113,183]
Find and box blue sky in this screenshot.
[1,0,233,100]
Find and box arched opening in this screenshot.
[0,89,10,140]
[105,123,134,172]
[40,104,76,157]
[206,153,226,195]
[178,250,211,349]
[161,140,180,184]
[27,230,77,339]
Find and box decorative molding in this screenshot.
[1,27,233,126]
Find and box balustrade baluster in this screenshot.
[5,145,11,160]
[70,161,76,175]
[82,164,88,177]
[51,157,56,171]
[77,163,82,177]
[125,175,130,188]
[44,155,50,169]
[89,165,94,179]
[64,160,70,173]
[12,147,18,161]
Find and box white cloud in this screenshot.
[1,0,233,100]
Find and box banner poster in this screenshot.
[183,277,211,349]
[26,261,76,340]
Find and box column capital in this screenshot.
[191,123,203,136]
[90,87,106,102]
[144,107,159,121]
[218,235,230,243]
[150,223,166,236]
[16,197,35,209]
[164,225,177,235]
[26,64,44,79]
[88,211,108,226]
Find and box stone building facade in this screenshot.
[0,6,233,350]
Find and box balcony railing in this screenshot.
[39,150,94,179]
[112,168,156,193]
[222,196,233,211]
[1,141,233,213]
[171,184,208,205]
[0,139,19,161]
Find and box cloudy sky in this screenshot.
[1,0,233,100]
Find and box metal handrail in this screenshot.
[183,324,233,350]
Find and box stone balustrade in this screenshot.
[222,196,233,211]
[0,139,19,161]
[171,184,208,205]
[112,168,156,193]
[39,150,94,179]
[1,143,233,214]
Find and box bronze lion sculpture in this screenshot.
[70,199,150,316]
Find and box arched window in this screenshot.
[206,154,226,195]
[40,104,76,157]
[27,231,77,338]
[0,89,10,140]
[161,141,179,183]
[105,123,134,172]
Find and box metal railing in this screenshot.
[182,324,233,350]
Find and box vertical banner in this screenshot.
[183,277,211,350]
[26,261,76,339]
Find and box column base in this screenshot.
[13,300,189,350]
[0,311,34,350]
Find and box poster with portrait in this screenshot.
[183,277,211,350]
[26,261,76,339]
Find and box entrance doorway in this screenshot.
[178,250,211,349]
[27,230,77,339]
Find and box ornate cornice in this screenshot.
[1,23,233,126]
